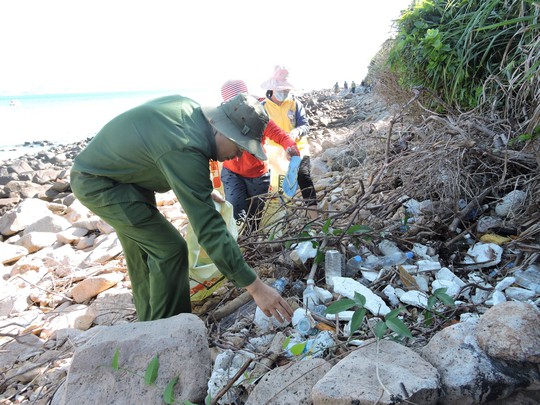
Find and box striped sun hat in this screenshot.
[221,79,249,102]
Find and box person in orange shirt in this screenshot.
[217,79,300,231]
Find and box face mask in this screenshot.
[274,90,290,102]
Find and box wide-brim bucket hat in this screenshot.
[260,65,295,90]
[202,93,269,161]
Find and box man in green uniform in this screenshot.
[70,93,293,323]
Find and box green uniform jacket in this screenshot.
[71,95,257,288]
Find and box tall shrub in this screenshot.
[387,0,539,132]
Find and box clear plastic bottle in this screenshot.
[362,251,414,270]
[302,279,319,310]
[273,277,289,294]
[513,264,540,293]
[325,250,342,288]
[345,255,363,277]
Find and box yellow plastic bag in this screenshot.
[186,201,238,301]
[260,144,290,237]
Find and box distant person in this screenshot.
[333,82,339,94]
[351,81,356,94]
[219,79,299,230]
[261,65,318,220]
[343,81,348,90]
[70,93,293,323]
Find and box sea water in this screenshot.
[0,88,220,162]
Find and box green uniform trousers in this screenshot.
[83,200,191,321]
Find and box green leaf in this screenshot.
[332,228,344,235]
[163,377,178,404]
[290,341,307,356]
[282,336,291,350]
[386,317,413,338]
[325,299,356,314]
[350,309,366,335]
[424,310,434,326]
[346,224,372,234]
[427,295,437,310]
[374,321,387,339]
[353,292,366,307]
[322,219,331,234]
[145,355,159,385]
[112,348,120,371]
[385,307,405,319]
[435,291,455,307]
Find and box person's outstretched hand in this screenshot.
[245,277,293,323]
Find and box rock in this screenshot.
[476,301,540,363]
[312,340,440,404]
[246,358,332,405]
[0,241,29,264]
[421,320,539,404]
[54,314,210,405]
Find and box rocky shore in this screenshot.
[1,89,539,404]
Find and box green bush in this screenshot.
[387,0,539,131]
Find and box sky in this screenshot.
[0,0,412,100]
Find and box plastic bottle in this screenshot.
[325,250,342,288]
[513,264,540,293]
[292,308,317,336]
[273,277,289,294]
[302,279,319,310]
[345,255,363,277]
[362,251,414,270]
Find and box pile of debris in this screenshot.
[0,87,539,405]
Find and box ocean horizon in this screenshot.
[0,88,223,162]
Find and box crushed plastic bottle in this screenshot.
[345,255,363,277]
[361,251,414,270]
[303,279,319,310]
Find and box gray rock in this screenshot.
[54,314,211,405]
[312,340,439,404]
[246,358,332,405]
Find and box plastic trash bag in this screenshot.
[283,155,301,198]
[186,200,237,301]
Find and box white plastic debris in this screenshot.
[398,290,429,309]
[436,267,466,287]
[432,279,460,298]
[417,260,442,272]
[254,306,289,332]
[333,276,391,316]
[495,190,526,217]
[291,241,318,263]
[314,286,333,303]
[463,243,503,269]
[490,290,507,306]
[505,287,536,301]
[382,285,400,307]
[325,310,355,322]
[495,277,516,291]
[414,275,430,292]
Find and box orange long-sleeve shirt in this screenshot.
[222,119,297,178]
